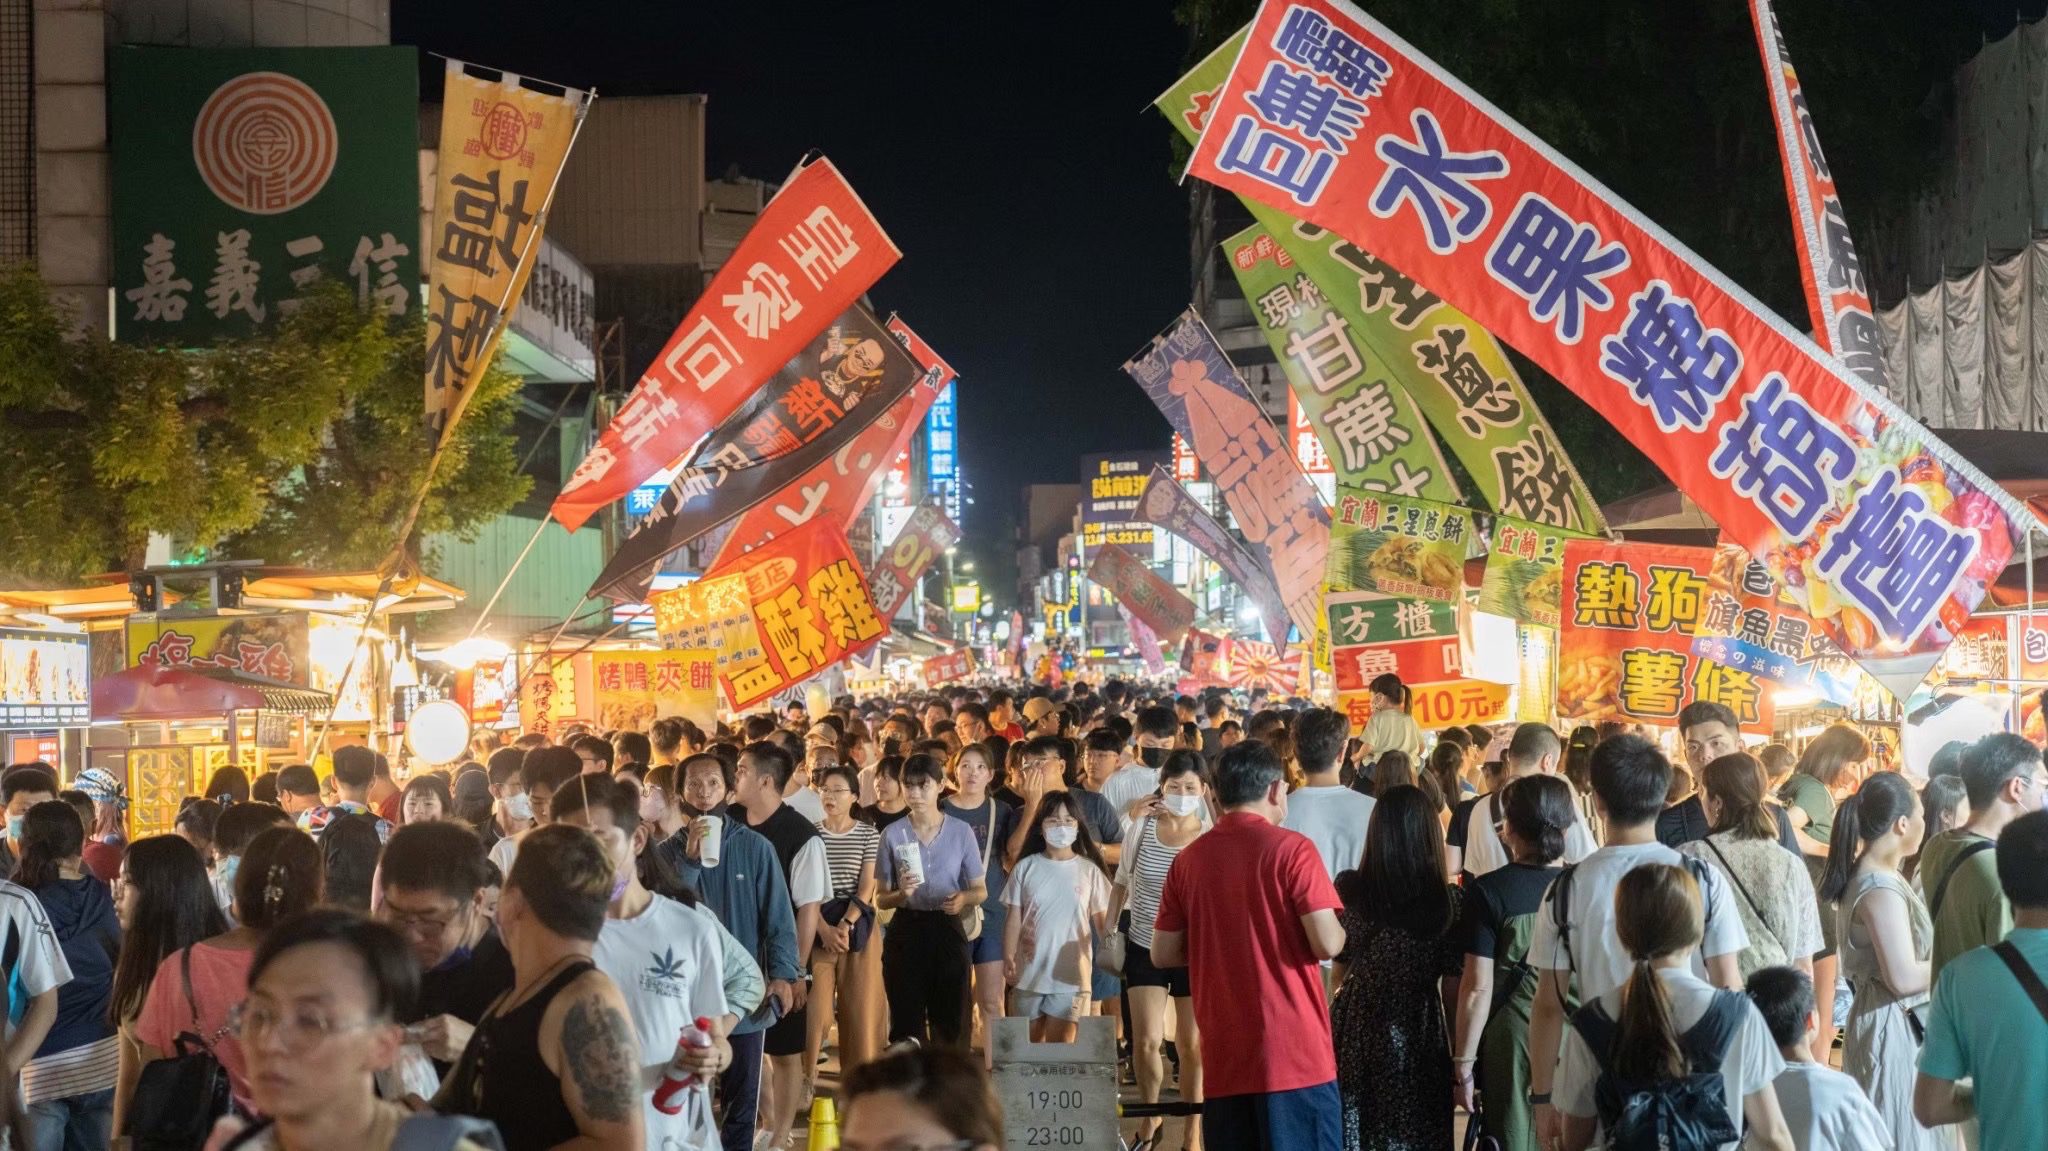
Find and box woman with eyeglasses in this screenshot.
[202,910,501,1151]
[839,1044,1001,1151]
[135,826,323,1114]
[110,835,226,1135]
[808,761,881,1078]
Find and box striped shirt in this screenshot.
[815,822,880,900]
[1117,815,1200,950]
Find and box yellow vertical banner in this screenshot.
[426,61,591,436]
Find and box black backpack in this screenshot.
[1548,854,1719,1008]
[1570,989,1747,1151]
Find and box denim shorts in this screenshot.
[1011,987,1091,1022]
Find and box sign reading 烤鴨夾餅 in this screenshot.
[703,520,887,711]
[1186,0,2027,700]
[1124,311,1330,642]
[1476,514,1595,629]
[110,46,420,343]
[1158,32,1601,533]
[426,61,591,435]
[1557,541,1773,732]
[1081,453,1169,552]
[589,650,718,734]
[1325,485,1471,603]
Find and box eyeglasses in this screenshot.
[819,787,856,798]
[229,1001,378,1054]
[382,905,460,937]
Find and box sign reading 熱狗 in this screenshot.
[110,46,420,343]
[1188,0,2024,699]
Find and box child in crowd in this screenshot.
[1744,966,1892,1151]
[1002,790,1112,1043]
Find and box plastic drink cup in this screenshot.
[697,814,722,868]
[893,840,925,888]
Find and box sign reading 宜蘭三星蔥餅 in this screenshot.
[110,46,420,344]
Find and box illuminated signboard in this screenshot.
[0,628,90,730]
[926,381,960,524]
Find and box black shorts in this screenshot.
[764,998,808,1056]
[1121,937,1191,997]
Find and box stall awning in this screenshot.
[92,665,331,722]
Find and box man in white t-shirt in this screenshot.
[1745,966,1889,1151]
[1448,723,1598,879]
[555,775,733,1151]
[1280,707,1376,880]
[1528,733,1750,1149]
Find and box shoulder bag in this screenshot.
[953,800,995,941]
[1701,838,1790,968]
[126,946,236,1151]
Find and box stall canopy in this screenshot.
[92,665,332,722]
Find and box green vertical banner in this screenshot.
[1157,29,1605,534]
[1476,514,1596,629]
[109,46,420,344]
[1225,224,1459,502]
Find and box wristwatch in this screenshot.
[1528,1092,1551,1106]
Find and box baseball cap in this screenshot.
[1022,697,1056,724]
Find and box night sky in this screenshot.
[393,0,1196,571]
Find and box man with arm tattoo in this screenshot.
[436,824,645,1151]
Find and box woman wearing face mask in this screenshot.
[1112,751,1212,1151]
[942,743,1020,1065]
[1001,790,1111,1045]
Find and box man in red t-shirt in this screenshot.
[1153,740,1346,1151]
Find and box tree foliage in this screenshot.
[0,265,529,583]
[1170,0,1976,505]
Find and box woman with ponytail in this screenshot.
[1358,672,1423,785]
[1554,863,1792,1151]
[1821,772,1955,1151]
[135,826,324,1112]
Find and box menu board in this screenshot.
[0,628,91,729]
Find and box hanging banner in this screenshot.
[704,316,954,568]
[1476,514,1591,628]
[922,649,975,689]
[1134,465,1290,648]
[1225,225,1457,500]
[1088,545,1200,647]
[649,573,766,667]
[1179,628,1227,686]
[1325,591,1461,691]
[590,650,718,733]
[1117,604,1169,676]
[703,520,887,711]
[1218,637,1303,695]
[1187,0,2024,699]
[1326,486,1472,603]
[518,655,577,741]
[1158,31,1601,532]
[1748,0,1887,393]
[588,306,923,599]
[552,157,899,531]
[127,614,311,687]
[1557,541,1773,731]
[870,502,961,619]
[1689,545,1867,706]
[1124,310,1330,640]
[109,46,420,344]
[1082,452,1169,551]
[426,62,591,435]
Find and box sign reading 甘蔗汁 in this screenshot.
[1186,0,2028,698]
[427,61,591,435]
[1556,541,1774,732]
[110,46,420,343]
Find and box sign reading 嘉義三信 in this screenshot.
[110,46,420,343]
[1186,0,2030,700]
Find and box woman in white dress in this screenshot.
[1819,771,1956,1151]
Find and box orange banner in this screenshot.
[704,519,887,711]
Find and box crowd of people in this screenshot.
[0,676,2037,1151]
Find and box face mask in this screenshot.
[1139,746,1169,769]
[214,855,241,887]
[430,946,473,974]
[637,789,668,823]
[1044,824,1079,849]
[609,869,630,902]
[1162,793,1203,817]
[498,793,533,822]
[5,817,21,842]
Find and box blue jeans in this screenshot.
[1202,1080,1341,1151]
[719,1027,766,1151]
[26,1088,113,1151]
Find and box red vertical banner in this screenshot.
[1557,540,1774,732]
[703,520,887,711]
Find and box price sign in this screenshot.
[992,1017,1118,1151]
